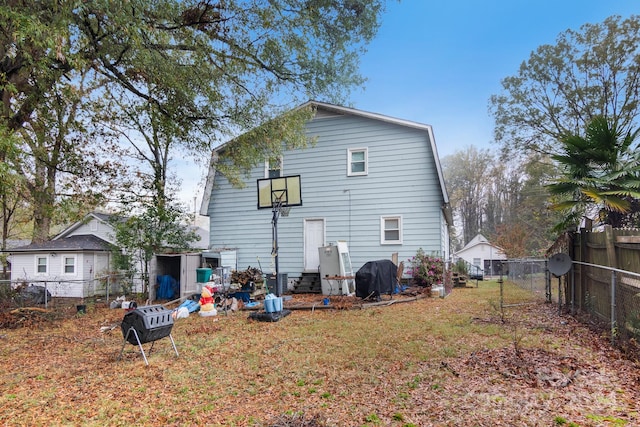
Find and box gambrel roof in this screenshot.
[200,100,451,222]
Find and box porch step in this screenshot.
[452,272,467,287]
[293,272,321,293]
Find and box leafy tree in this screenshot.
[0,129,31,275]
[442,146,494,246]
[14,75,120,243]
[1,0,385,240]
[492,223,531,259]
[444,146,562,255]
[0,2,73,134]
[490,15,640,156]
[486,153,562,256]
[89,0,382,176]
[483,159,523,236]
[547,116,640,231]
[111,201,200,294]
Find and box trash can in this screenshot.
[196,268,212,283]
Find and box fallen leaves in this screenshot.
[0,286,639,426]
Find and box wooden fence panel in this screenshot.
[570,226,640,345]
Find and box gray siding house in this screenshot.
[200,101,452,289]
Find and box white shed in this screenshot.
[454,234,507,277]
[9,212,129,298]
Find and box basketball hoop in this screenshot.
[272,199,291,217]
[256,175,302,296]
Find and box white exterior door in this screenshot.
[304,219,325,272]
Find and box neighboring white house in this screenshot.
[8,212,117,298]
[200,101,453,291]
[453,234,507,277]
[9,212,215,299]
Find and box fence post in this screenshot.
[571,264,575,315]
[545,260,551,303]
[499,274,504,318]
[604,225,617,269]
[558,276,562,315]
[611,270,616,345]
[579,228,587,312]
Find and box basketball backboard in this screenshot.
[257,175,302,209]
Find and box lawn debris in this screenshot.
[0,307,56,329]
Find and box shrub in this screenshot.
[408,248,444,286]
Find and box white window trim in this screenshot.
[264,156,284,178]
[35,255,48,275]
[62,255,77,275]
[380,215,403,244]
[347,147,368,176]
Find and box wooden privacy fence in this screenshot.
[567,226,640,346]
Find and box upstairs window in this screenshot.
[380,215,403,244]
[348,148,368,176]
[265,157,282,178]
[36,256,47,274]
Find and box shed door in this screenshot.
[304,219,325,272]
[181,254,202,298]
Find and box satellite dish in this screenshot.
[548,253,572,276]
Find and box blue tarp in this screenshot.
[178,299,200,313]
[229,291,251,303]
[157,275,178,299]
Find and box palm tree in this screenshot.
[547,116,640,231]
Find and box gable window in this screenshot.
[348,148,368,176]
[36,256,47,274]
[63,256,76,274]
[380,215,403,244]
[265,157,283,178]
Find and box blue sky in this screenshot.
[351,0,639,158]
[183,0,639,217]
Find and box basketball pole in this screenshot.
[271,199,283,296]
[258,175,300,297]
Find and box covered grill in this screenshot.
[118,305,178,365]
[355,259,398,300]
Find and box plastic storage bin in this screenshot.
[196,268,212,283]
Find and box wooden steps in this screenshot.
[293,272,322,293]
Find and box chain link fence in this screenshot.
[0,272,139,311]
[573,261,640,346]
[500,258,640,354]
[501,259,552,307]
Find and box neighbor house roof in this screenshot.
[9,235,113,253]
[199,100,451,220]
[454,234,506,258]
[54,211,118,240]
